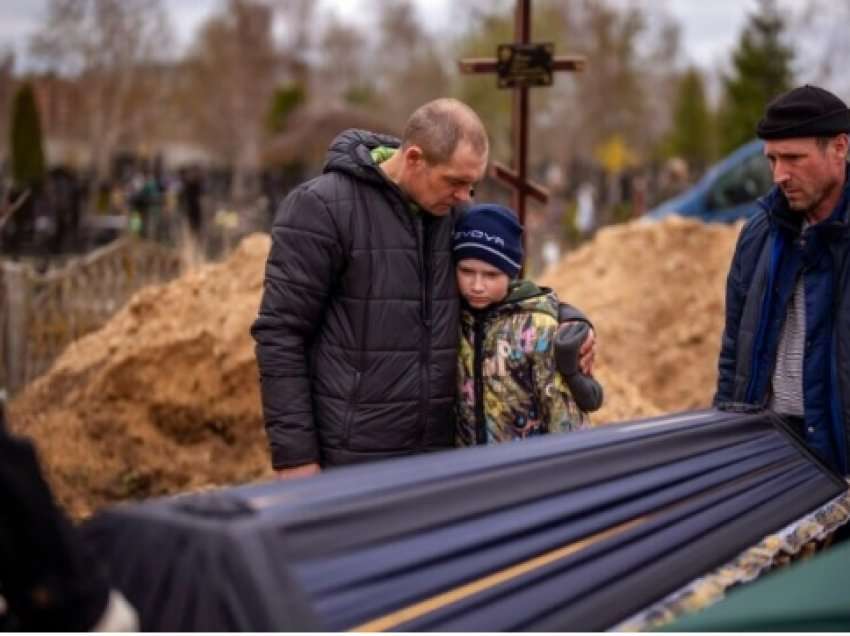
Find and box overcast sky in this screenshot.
[0,0,807,75]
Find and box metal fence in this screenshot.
[1,238,183,397]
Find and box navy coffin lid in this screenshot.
[82,408,847,631]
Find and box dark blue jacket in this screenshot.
[715,170,850,474]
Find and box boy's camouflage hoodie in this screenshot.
[456,279,587,446]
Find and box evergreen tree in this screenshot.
[267,83,306,134]
[9,82,46,188]
[666,67,714,172]
[719,0,794,153]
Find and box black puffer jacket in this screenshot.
[251,130,461,469]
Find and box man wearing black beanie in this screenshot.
[715,85,850,475]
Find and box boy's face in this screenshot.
[456,258,510,309]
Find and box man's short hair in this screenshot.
[401,98,489,164]
[816,136,832,151]
[814,134,850,157]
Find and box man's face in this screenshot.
[456,258,510,309]
[403,141,488,215]
[764,136,847,216]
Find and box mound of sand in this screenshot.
[8,216,742,517]
[539,216,742,421]
[8,234,275,518]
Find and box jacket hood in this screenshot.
[323,129,401,186]
[463,279,558,321]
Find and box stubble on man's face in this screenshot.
[765,137,845,220]
[785,177,833,215]
[406,142,488,216]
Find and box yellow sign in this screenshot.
[594,135,638,174]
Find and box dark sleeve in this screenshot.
[566,373,604,413]
[0,408,109,631]
[553,321,604,412]
[250,185,346,469]
[714,225,749,406]
[557,302,593,329]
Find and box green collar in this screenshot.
[370,146,396,165]
[371,146,421,217]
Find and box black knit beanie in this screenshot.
[453,204,523,277]
[757,85,850,140]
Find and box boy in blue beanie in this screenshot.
[453,203,603,446]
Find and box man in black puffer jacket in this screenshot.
[252,98,490,477]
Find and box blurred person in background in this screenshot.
[655,156,690,203]
[179,166,204,242]
[128,165,163,241]
[575,181,596,238]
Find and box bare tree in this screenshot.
[374,0,451,127]
[265,0,315,87]
[182,0,281,201]
[313,16,370,105]
[29,0,175,182]
[0,52,15,163]
[791,0,850,98]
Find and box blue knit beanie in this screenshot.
[453,204,523,277]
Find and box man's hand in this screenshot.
[578,328,596,375]
[275,462,321,480]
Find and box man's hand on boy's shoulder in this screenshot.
[555,302,596,375]
[552,321,604,412]
[555,321,596,376]
[579,328,596,375]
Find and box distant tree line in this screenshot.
[0,0,828,205]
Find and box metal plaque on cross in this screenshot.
[496,43,555,88]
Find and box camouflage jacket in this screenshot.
[456,280,587,446]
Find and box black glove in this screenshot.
[554,321,587,376]
[553,317,604,412]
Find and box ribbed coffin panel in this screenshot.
[83,409,847,631]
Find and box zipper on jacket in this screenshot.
[473,314,487,445]
[423,216,433,326]
[415,216,433,325]
[416,215,432,446]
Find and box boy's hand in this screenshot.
[579,328,596,375]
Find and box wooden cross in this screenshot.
[459,0,586,265]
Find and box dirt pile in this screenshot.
[8,234,275,518]
[538,216,742,423]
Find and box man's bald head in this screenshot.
[401,98,489,165]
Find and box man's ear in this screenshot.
[834,133,850,162]
[403,144,426,168]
